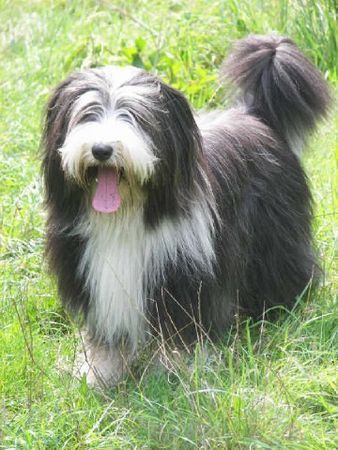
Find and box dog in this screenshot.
[42,35,330,387]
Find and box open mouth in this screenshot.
[91,166,125,214]
[85,166,125,182]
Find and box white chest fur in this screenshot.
[76,208,148,348]
[76,201,215,349]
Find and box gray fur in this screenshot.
[222,35,331,154]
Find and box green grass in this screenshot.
[0,0,337,448]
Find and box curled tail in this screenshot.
[222,35,331,154]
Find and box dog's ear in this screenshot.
[144,82,204,227]
[41,76,83,222]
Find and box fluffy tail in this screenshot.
[222,35,331,154]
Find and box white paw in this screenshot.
[73,343,131,389]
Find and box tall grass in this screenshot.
[0,0,336,448]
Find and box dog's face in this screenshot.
[58,67,158,189]
[42,66,204,226]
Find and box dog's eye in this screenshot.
[118,112,134,124]
[76,102,104,124]
[79,113,99,124]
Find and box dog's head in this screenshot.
[42,66,205,226]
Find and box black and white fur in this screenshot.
[42,35,330,387]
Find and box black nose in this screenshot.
[92,143,114,161]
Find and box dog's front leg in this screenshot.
[74,330,133,388]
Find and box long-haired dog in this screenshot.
[42,35,330,387]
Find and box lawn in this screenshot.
[0,0,337,448]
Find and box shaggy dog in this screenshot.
[42,35,330,387]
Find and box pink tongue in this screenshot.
[92,167,121,213]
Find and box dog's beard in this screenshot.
[58,119,157,213]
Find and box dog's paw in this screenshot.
[73,344,131,389]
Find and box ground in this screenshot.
[0,1,337,448]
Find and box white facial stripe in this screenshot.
[111,84,161,113]
[98,65,141,89]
